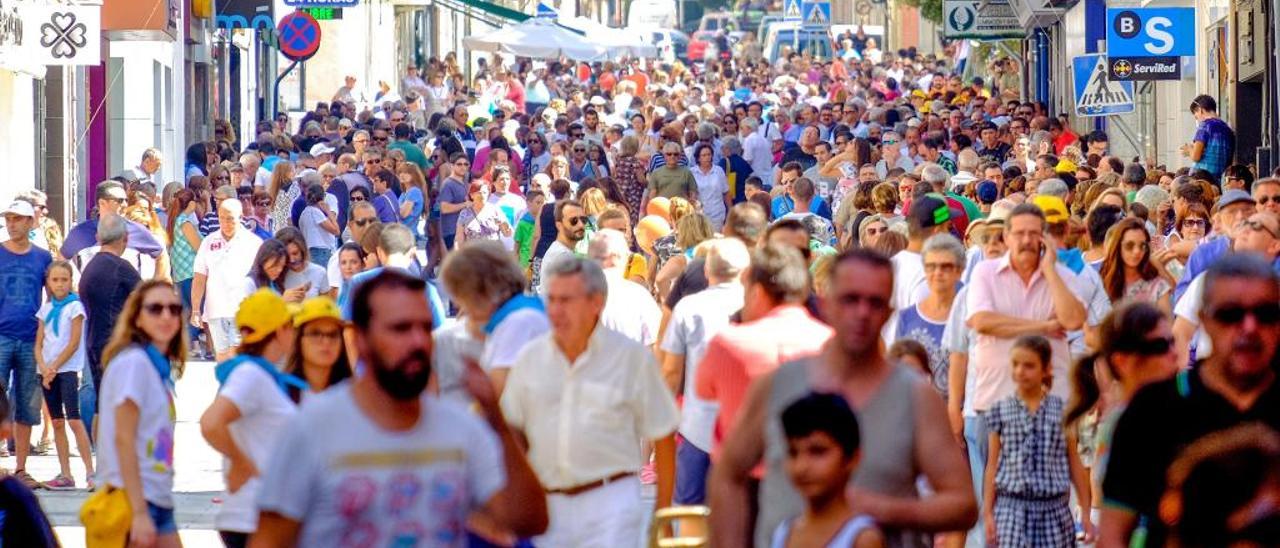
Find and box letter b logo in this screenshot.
[1114,11,1141,39]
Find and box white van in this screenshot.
[627,0,678,29]
[762,22,835,62]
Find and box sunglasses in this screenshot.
[574,148,586,152]
[353,218,376,227]
[373,136,389,142]
[350,195,367,202]
[882,139,898,145]
[1182,218,1206,227]
[1257,195,1280,206]
[923,262,958,273]
[143,303,183,317]
[1208,303,1280,326]
[1122,241,1149,252]
[566,215,586,226]
[865,226,887,236]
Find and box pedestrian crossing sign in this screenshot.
[801,0,831,28]
[1073,54,1135,117]
[784,0,802,21]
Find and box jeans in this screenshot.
[964,414,989,548]
[176,277,201,344]
[79,369,95,443]
[674,435,711,505]
[0,335,41,425]
[309,246,333,268]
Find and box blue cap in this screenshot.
[976,180,999,204]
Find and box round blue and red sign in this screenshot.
[277,11,322,61]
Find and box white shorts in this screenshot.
[207,317,241,353]
[537,475,643,548]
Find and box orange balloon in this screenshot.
[646,197,672,223]
[635,215,672,254]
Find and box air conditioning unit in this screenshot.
[1009,0,1080,29]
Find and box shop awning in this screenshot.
[432,0,530,27]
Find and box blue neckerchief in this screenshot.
[484,294,545,335]
[215,354,308,397]
[142,343,175,392]
[44,293,79,336]
[1057,247,1086,274]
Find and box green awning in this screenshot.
[453,0,530,23]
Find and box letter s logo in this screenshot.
[1144,16,1174,55]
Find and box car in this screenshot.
[698,11,739,33]
[762,22,835,62]
[627,0,677,29]
[687,30,718,62]
[632,27,690,64]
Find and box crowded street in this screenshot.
[0,0,1278,547]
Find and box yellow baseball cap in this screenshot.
[236,289,294,344]
[1032,195,1070,225]
[293,296,343,327]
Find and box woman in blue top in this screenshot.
[396,164,428,247]
[891,234,964,401]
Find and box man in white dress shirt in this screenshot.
[501,257,680,547]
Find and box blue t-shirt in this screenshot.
[439,179,469,238]
[340,266,445,329]
[1191,117,1235,179]
[770,195,833,221]
[0,245,53,340]
[893,304,948,398]
[400,187,426,237]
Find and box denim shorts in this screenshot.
[206,317,240,354]
[0,335,41,426]
[147,502,178,535]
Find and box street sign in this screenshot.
[1073,54,1135,117]
[1106,8,1195,57]
[535,2,558,17]
[215,0,273,31]
[277,11,322,61]
[1108,56,1180,81]
[801,0,831,28]
[784,0,802,21]
[943,0,1026,40]
[283,0,359,7]
[301,7,342,20]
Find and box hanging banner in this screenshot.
[21,3,101,66]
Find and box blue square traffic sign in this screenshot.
[1106,8,1195,58]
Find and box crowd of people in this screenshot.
[0,39,1274,548]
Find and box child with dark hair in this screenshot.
[888,339,931,378]
[0,389,59,546]
[984,335,1093,546]
[773,393,884,548]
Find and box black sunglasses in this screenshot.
[353,218,375,227]
[350,195,367,202]
[1209,303,1280,326]
[566,215,586,226]
[143,303,183,317]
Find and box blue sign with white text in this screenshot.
[1106,8,1195,58]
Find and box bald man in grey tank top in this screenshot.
[708,250,977,548]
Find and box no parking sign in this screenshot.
[277,11,322,61]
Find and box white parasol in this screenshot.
[463,18,607,62]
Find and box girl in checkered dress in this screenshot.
[983,335,1094,547]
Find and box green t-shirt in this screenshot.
[647,166,697,199]
[514,214,536,269]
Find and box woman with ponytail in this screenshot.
[1064,302,1179,530]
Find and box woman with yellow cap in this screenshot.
[282,297,352,403]
[200,289,305,548]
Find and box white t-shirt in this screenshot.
[1174,273,1213,358]
[35,300,86,373]
[691,165,730,230]
[662,282,743,451]
[193,229,264,319]
[96,346,175,507]
[891,249,926,311]
[600,274,662,347]
[488,193,528,251]
[482,308,550,371]
[299,206,338,251]
[538,241,575,295]
[742,132,775,179]
[285,263,330,299]
[255,385,506,547]
[215,363,298,532]
[326,251,344,290]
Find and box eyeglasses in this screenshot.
[1122,241,1149,252]
[882,139,898,145]
[923,262,958,273]
[302,330,343,342]
[354,138,369,144]
[566,215,586,226]
[1207,302,1280,325]
[1244,218,1280,238]
[215,174,231,181]
[1182,218,1207,228]
[454,161,471,168]
[353,218,376,227]
[143,303,183,317]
